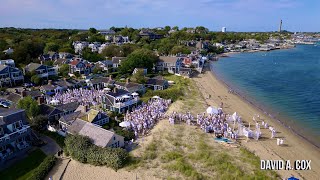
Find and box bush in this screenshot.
[65,134,129,170]
[28,155,57,180]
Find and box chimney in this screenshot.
[48,80,52,85]
[40,61,43,65]
[37,96,45,104]
[21,90,27,97]
[113,87,117,93]
[126,78,129,84]
[109,75,112,80]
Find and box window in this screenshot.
[0,127,3,135]
[98,113,101,119]
[114,137,116,141]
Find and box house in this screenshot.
[0,108,32,161]
[24,63,57,79]
[111,57,126,70]
[179,68,192,78]
[69,58,94,76]
[96,60,113,73]
[132,68,147,75]
[0,64,24,87]
[102,88,139,113]
[181,57,193,67]
[53,58,71,70]
[2,48,14,55]
[139,29,163,40]
[73,41,89,54]
[40,79,80,95]
[59,118,124,148]
[146,76,169,90]
[40,102,79,124]
[0,59,15,67]
[114,79,146,94]
[59,52,73,59]
[39,52,59,61]
[75,105,109,126]
[157,56,183,74]
[112,35,130,44]
[87,76,114,90]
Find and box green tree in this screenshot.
[119,49,157,74]
[59,64,70,77]
[132,70,146,84]
[44,42,60,53]
[101,45,123,57]
[170,45,191,55]
[17,96,40,119]
[30,115,48,131]
[93,66,103,74]
[31,75,42,85]
[89,28,97,34]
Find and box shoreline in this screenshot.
[193,66,320,179]
[208,64,319,149]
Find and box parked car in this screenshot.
[0,100,10,108]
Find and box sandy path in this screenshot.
[193,68,320,179]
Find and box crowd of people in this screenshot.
[46,88,106,106]
[124,98,171,137]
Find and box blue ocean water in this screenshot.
[210,44,320,147]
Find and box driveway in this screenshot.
[40,136,61,155]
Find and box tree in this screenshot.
[59,64,70,77]
[82,47,104,62]
[119,49,157,74]
[132,70,146,84]
[93,66,103,74]
[17,96,40,119]
[44,42,60,53]
[170,45,191,55]
[89,28,97,34]
[30,115,48,131]
[31,75,42,85]
[101,45,123,57]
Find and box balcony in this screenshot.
[113,98,138,108]
[0,125,30,142]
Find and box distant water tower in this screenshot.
[222,27,226,32]
[279,20,282,32]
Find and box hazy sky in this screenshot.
[0,0,319,32]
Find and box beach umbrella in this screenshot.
[131,92,139,96]
[119,121,131,127]
[152,95,160,99]
[206,106,218,114]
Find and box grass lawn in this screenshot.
[42,130,65,148]
[0,148,47,180]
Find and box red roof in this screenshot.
[70,60,79,65]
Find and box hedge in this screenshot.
[65,134,129,170]
[28,155,57,180]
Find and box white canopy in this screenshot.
[131,92,139,96]
[104,87,111,91]
[122,95,131,98]
[119,121,131,127]
[152,95,160,99]
[50,99,59,104]
[206,106,218,114]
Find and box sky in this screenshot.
[0,0,319,32]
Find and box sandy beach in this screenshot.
[193,66,320,179]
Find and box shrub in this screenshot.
[65,134,129,170]
[28,155,57,180]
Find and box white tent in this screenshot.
[122,95,131,98]
[104,87,111,91]
[131,92,139,96]
[50,99,59,105]
[119,121,131,128]
[152,95,160,99]
[206,106,218,114]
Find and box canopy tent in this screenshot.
[131,92,139,96]
[104,87,111,91]
[119,121,131,128]
[122,95,131,99]
[50,99,59,105]
[206,106,218,114]
[152,95,160,99]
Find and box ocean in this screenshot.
[210,44,320,147]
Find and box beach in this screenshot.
[193,66,320,179]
